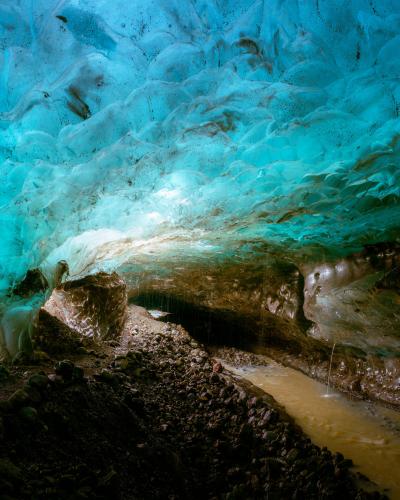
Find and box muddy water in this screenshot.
[223,359,400,499]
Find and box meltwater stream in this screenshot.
[223,359,400,499]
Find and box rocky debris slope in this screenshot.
[0,306,385,499]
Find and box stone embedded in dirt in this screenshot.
[212,361,223,373]
[114,356,131,371]
[76,346,89,355]
[31,350,51,363]
[286,448,301,464]
[27,373,49,391]
[54,360,75,380]
[96,369,119,385]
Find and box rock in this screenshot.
[48,373,64,386]
[46,272,127,341]
[286,448,300,464]
[114,356,131,371]
[212,361,223,373]
[19,406,39,423]
[247,397,258,408]
[348,377,362,392]
[263,430,279,442]
[334,451,344,463]
[97,467,120,497]
[104,340,119,347]
[32,350,51,363]
[76,346,89,355]
[34,309,82,355]
[54,360,75,380]
[337,458,353,469]
[210,372,220,383]
[8,389,32,409]
[27,373,49,390]
[33,272,127,355]
[96,369,119,385]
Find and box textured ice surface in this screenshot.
[1,0,400,355]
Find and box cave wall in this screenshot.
[127,246,400,405]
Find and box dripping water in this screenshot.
[325,342,336,397]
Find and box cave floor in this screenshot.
[212,348,400,498]
[0,306,387,499]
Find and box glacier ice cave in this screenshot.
[1,1,400,499]
[0,0,400,405]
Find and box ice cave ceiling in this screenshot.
[1,1,400,362]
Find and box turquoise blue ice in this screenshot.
[0,0,399,356]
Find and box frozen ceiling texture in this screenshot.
[0,0,400,369]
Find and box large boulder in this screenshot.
[34,272,127,353]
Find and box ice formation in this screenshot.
[1,0,400,357]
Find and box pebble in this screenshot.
[27,373,49,391]
[212,361,223,373]
[54,360,75,380]
[96,369,119,385]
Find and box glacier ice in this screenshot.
[0,0,400,357]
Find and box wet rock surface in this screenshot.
[33,272,127,355]
[256,345,400,409]
[127,242,400,408]
[0,306,387,499]
[132,285,400,407]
